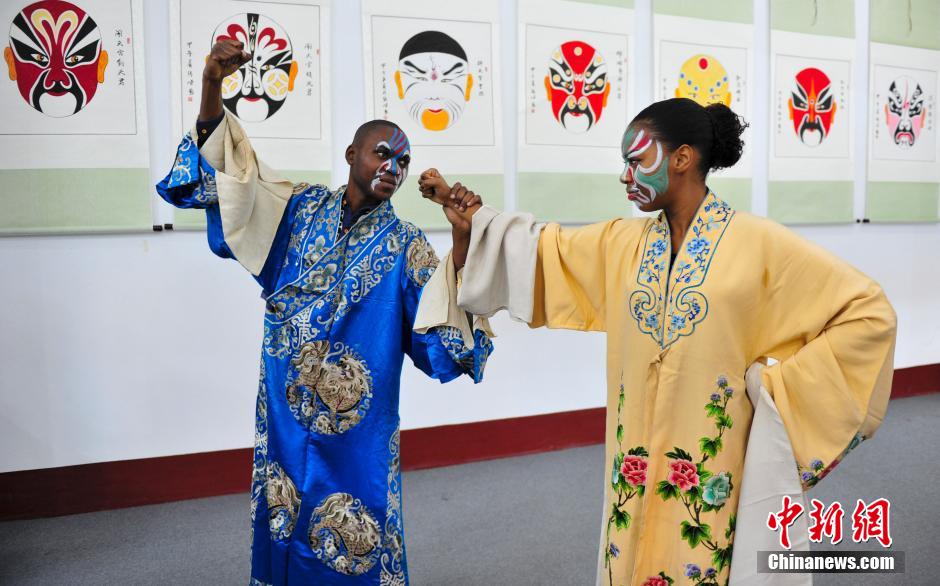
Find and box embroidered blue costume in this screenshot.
[157,121,491,585]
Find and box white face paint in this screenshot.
[368,132,410,195]
[621,129,668,205]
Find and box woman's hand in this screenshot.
[419,168,483,269]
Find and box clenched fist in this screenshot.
[203,39,250,84]
[419,168,481,212]
[419,168,482,239]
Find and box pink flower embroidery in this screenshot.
[641,576,670,586]
[668,459,699,490]
[620,455,648,487]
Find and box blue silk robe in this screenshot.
[157,132,492,585]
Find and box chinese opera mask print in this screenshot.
[5,0,108,117]
[675,54,731,107]
[544,40,610,133]
[788,67,837,147]
[884,76,926,149]
[212,13,298,122]
[395,30,473,132]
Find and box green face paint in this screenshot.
[621,128,638,157]
[622,127,669,204]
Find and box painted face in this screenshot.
[5,0,106,117]
[213,13,297,122]
[884,76,926,148]
[395,31,473,132]
[620,127,669,206]
[369,128,411,196]
[787,67,837,147]
[675,54,731,107]
[544,40,610,133]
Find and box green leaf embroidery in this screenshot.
[696,463,713,482]
[628,446,649,457]
[701,437,722,457]
[716,413,734,429]
[712,544,734,571]
[680,521,712,549]
[705,403,725,418]
[665,447,693,461]
[616,424,624,444]
[656,480,680,500]
[612,505,631,530]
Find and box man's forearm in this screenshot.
[198,76,224,122]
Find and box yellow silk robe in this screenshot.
[457,192,896,586]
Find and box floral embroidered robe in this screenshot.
[157,121,492,585]
[455,193,896,586]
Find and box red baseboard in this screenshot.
[889,362,940,399]
[400,407,606,472]
[1,365,936,521]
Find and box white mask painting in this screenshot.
[395,31,473,132]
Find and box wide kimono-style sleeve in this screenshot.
[155,112,298,278]
[751,219,897,489]
[456,205,625,332]
[156,113,317,293]
[402,229,493,384]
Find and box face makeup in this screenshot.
[369,128,410,195]
[621,128,669,205]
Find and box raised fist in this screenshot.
[204,39,250,83]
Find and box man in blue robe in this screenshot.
[156,38,492,585]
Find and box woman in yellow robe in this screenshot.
[417,98,897,585]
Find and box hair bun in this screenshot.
[704,103,747,171]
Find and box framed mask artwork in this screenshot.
[362,0,502,228]
[766,0,857,224]
[364,8,496,147]
[867,40,940,222]
[0,0,151,233]
[768,27,855,223]
[170,0,330,195]
[517,0,633,222]
[871,69,934,158]
[772,52,851,160]
[653,7,754,213]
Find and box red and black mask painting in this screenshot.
[787,67,837,147]
[544,40,609,133]
[5,0,107,117]
[212,13,297,122]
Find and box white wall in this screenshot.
[1,0,937,473]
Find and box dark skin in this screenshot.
[621,122,710,251]
[418,169,482,270]
[199,39,250,121]
[199,39,480,242]
[421,122,711,261]
[343,126,411,212]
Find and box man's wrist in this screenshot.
[202,71,223,85]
